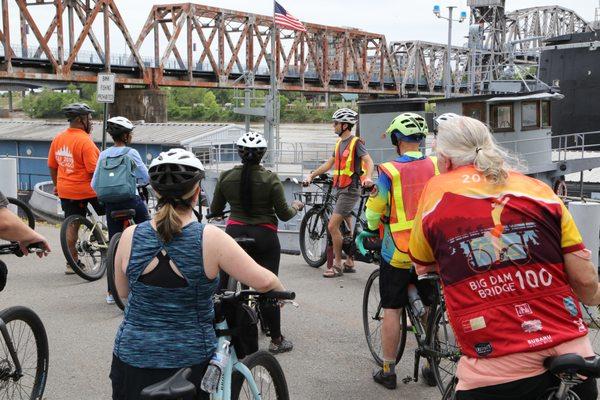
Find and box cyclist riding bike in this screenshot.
[110,148,287,399]
[48,103,102,274]
[210,131,303,354]
[408,116,600,400]
[356,112,439,390]
[92,116,150,304]
[303,108,374,278]
[0,191,50,257]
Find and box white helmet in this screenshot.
[434,113,460,129]
[236,131,267,149]
[332,108,358,125]
[149,148,205,197]
[107,116,134,135]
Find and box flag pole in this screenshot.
[269,0,278,163]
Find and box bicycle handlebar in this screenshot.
[0,242,47,257]
[205,209,230,220]
[220,289,296,301]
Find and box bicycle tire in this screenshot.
[106,233,126,311]
[299,207,329,268]
[441,376,458,400]
[231,350,289,400]
[0,306,49,399]
[362,269,407,366]
[7,197,35,230]
[60,215,107,281]
[427,304,460,394]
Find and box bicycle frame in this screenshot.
[0,317,23,379]
[212,319,262,400]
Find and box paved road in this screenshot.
[3,223,441,400]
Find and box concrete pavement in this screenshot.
[2,223,440,399]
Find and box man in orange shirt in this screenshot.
[48,103,101,274]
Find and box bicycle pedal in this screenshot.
[401,376,413,384]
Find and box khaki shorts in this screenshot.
[333,186,360,216]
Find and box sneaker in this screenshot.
[64,263,75,275]
[373,368,397,390]
[268,337,293,354]
[106,294,116,305]
[421,365,437,387]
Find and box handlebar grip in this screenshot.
[262,291,296,300]
[27,242,46,251]
[205,210,230,220]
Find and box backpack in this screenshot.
[95,148,137,203]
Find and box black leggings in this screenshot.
[456,371,597,400]
[221,224,282,340]
[110,354,209,400]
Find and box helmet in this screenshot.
[107,116,134,138]
[62,103,94,120]
[149,148,205,197]
[236,131,267,149]
[237,131,267,163]
[434,113,460,130]
[332,108,358,125]
[386,112,428,145]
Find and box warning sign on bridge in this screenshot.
[96,73,116,103]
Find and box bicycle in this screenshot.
[362,266,460,393]
[295,174,373,268]
[59,202,108,281]
[204,210,272,336]
[0,241,49,399]
[441,353,600,400]
[140,290,294,400]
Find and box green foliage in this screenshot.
[22,84,102,119]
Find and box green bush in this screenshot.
[23,84,102,119]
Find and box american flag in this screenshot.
[274,2,307,32]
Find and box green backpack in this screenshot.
[95,148,137,203]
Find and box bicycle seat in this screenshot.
[235,237,256,250]
[110,209,136,221]
[140,368,196,399]
[544,354,600,378]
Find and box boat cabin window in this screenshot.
[541,101,551,128]
[462,102,486,122]
[521,101,540,130]
[490,103,514,132]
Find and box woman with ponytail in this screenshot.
[408,117,600,400]
[210,131,304,354]
[110,148,285,399]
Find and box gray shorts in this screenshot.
[333,186,360,216]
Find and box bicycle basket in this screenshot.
[293,191,326,206]
[215,300,259,359]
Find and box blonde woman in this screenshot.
[110,149,285,400]
[409,117,600,400]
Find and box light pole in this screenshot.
[434,5,467,98]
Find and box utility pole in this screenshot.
[434,5,467,98]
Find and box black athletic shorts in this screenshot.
[60,197,104,218]
[456,370,597,400]
[379,258,435,309]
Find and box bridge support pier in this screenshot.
[112,88,167,123]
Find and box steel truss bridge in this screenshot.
[0,1,594,96]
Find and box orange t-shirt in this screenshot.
[48,128,99,200]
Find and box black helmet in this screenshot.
[62,103,94,121]
[149,149,205,197]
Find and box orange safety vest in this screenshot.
[333,136,366,188]
[378,156,439,253]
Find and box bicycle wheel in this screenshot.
[299,207,329,268]
[0,306,49,399]
[106,233,127,311]
[231,350,289,400]
[60,215,107,281]
[362,269,407,366]
[7,198,35,229]
[582,304,600,355]
[428,304,460,394]
[441,376,458,400]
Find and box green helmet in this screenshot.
[386,112,428,145]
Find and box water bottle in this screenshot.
[407,285,425,317]
[200,340,231,393]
